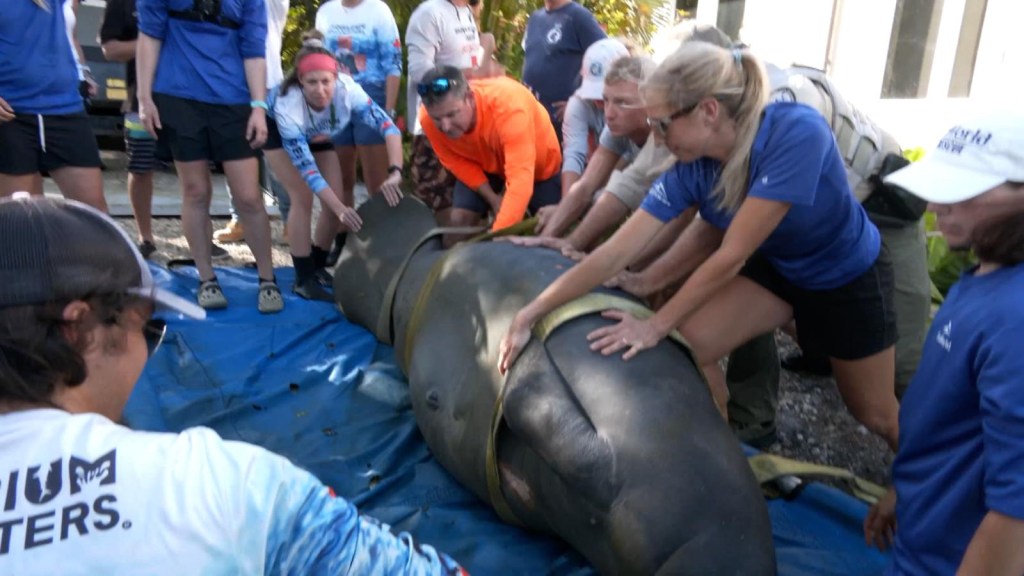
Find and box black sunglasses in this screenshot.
[417,77,459,97]
[144,319,167,356]
[647,102,699,136]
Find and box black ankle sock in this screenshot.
[310,246,330,269]
[334,232,347,250]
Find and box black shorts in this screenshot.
[740,247,898,360]
[153,93,260,163]
[453,171,561,216]
[0,112,101,175]
[263,117,334,153]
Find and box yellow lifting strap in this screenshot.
[748,453,888,504]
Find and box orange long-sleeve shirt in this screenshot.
[420,77,562,230]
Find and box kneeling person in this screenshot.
[418,66,562,235]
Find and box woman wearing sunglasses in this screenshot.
[266,32,404,300]
[0,195,466,575]
[499,41,899,452]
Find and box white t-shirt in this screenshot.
[405,0,483,134]
[0,409,464,575]
[265,0,290,89]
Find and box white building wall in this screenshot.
[685,0,1019,148]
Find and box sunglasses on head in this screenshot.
[144,318,166,356]
[417,77,459,97]
[646,102,699,136]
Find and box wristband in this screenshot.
[387,164,403,176]
[250,100,268,110]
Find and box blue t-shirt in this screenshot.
[0,0,82,115]
[521,2,605,126]
[138,0,267,105]
[640,103,880,290]
[888,263,1024,575]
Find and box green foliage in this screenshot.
[924,211,976,302]
[281,0,670,100]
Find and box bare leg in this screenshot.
[335,146,357,210]
[831,350,900,451]
[128,171,155,243]
[445,208,486,247]
[357,143,388,197]
[50,166,107,212]
[0,174,41,196]
[175,160,216,280]
[221,157,273,280]
[265,150,313,257]
[678,277,794,422]
[312,149,344,250]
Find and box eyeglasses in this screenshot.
[646,102,698,136]
[144,318,167,356]
[417,77,459,97]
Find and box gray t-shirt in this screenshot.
[598,126,641,165]
[561,96,605,175]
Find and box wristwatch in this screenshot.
[388,164,403,176]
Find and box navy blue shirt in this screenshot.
[889,263,1024,575]
[521,2,604,127]
[0,0,83,115]
[640,103,880,290]
[138,0,267,105]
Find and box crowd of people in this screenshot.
[1,0,1022,573]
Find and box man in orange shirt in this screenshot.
[418,66,562,232]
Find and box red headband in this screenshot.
[298,53,338,77]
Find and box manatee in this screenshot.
[334,196,775,575]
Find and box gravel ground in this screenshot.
[113,214,893,491]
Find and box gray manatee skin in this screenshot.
[335,197,775,575]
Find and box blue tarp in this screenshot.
[125,265,890,575]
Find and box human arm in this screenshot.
[563,191,630,251]
[405,11,441,87]
[101,39,136,62]
[559,97,592,187]
[99,0,138,63]
[380,8,403,113]
[957,318,1024,575]
[606,208,712,295]
[497,210,667,374]
[541,146,622,238]
[135,33,162,136]
[420,110,491,202]
[352,88,405,206]
[958,512,1024,575]
[589,197,790,359]
[492,110,541,230]
[240,0,268,148]
[0,98,13,123]
[178,429,464,575]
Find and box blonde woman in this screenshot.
[499,42,900,451]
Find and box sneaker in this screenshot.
[213,219,245,243]
[780,351,833,377]
[313,267,333,289]
[198,279,228,310]
[210,243,230,260]
[258,279,284,314]
[138,240,157,260]
[293,277,333,302]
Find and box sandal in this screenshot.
[258,278,284,314]
[198,279,228,310]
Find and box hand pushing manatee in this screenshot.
[334,196,775,575]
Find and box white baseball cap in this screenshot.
[884,110,1024,204]
[576,39,630,100]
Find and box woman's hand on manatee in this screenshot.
[586,310,666,360]
[864,487,897,551]
[498,318,532,376]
